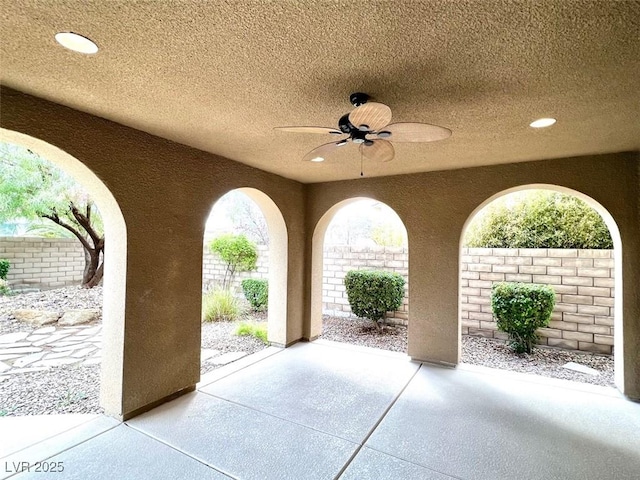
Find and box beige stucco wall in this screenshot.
[2,87,638,414]
[1,88,307,418]
[305,153,639,399]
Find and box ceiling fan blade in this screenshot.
[274,126,343,135]
[359,139,395,162]
[302,140,349,162]
[377,122,451,142]
[348,102,392,132]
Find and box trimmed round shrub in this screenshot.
[491,282,556,354]
[241,278,268,311]
[0,259,9,280]
[344,270,405,330]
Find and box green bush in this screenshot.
[464,191,612,249]
[0,279,10,296]
[491,282,556,354]
[235,321,268,344]
[202,288,241,322]
[209,234,258,289]
[344,270,405,330]
[241,279,268,311]
[0,259,9,280]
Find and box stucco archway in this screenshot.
[203,187,288,346]
[0,128,128,414]
[459,184,624,392]
[309,197,409,342]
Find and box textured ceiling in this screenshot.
[1,0,639,183]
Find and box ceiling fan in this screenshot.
[274,92,451,165]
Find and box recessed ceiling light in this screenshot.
[55,32,99,54]
[310,157,325,162]
[529,118,556,128]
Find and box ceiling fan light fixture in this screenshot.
[55,32,99,54]
[377,131,391,138]
[529,118,556,128]
[310,157,325,162]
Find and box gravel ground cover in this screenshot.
[0,287,268,416]
[460,335,614,387]
[200,317,268,376]
[0,286,103,335]
[321,315,614,387]
[0,289,615,416]
[321,316,408,352]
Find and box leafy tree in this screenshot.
[464,191,612,249]
[371,223,405,247]
[0,142,104,288]
[209,234,258,289]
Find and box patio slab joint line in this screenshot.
[197,390,360,444]
[121,423,237,480]
[358,444,467,480]
[334,362,424,479]
[0,415,102,461]
[0,419,121,474]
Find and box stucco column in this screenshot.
[407,233,460,365]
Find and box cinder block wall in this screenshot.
[321,246,614,353]
[1,236,615,354]
[0,237,84,290]
[461,248,614,354]
[322,245,409,325]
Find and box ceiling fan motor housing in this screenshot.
[349,92,370,107]
[338,113,355,133]
[338,114,371,143]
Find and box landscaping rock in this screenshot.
[562,361,600,376]
[12,309,60,326]
[211,351,247,365]
[58,309,100,326]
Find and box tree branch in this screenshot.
[69,202,102,247]
[41,211,93,252]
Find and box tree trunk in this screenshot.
[84,261,104,288]
[41,201,105,289]
[81,248,103,288]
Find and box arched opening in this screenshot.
[459,184,623,391]
[201,187,288,371]
[311,198,409,353]
[0,128,127,418]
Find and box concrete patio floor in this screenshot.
[1,340,639,479]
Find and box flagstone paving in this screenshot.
[0,324,248,380]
